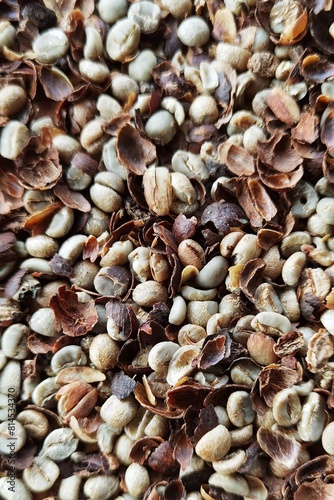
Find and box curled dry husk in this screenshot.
[2,0,334,498]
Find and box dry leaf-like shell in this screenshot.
[257,426,308,473]
[240,258,266,302]
[201,201,247,233]
[117,124,156,175]
[310,7,334,55]
[49,286,98,337]
[217,142,255,176]
[321,109,334,153]
[257,159,303,191]
[256,0,308,45]
[300,53,334,83]
[15,127,62,190]
[292,111,319,144]
[234,177,278,227]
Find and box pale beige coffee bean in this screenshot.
[40,428,79,461]
[254,283,282,314]
[70,261,100,290]
[150,252,171,282]
[78,59,110,83]
[178,239,205,270]
[316,197,334,225]
[83,25,104,60]
[232,234,261,265]
[171,172,196,204]
[96,423,120,454]
[52,134,81,164]
[1,323,29,359]
[166,345,200,385]
[0,420,26,455]
[51,345,87,374]
[195,425,231,461]
[212,449,247,475]
[128,49,157,82]
[89,334,119,371]
[23,189,56,214]
[58,476,82,500]
[23,457,60,493]
[251,311,292,336]
[0,21,16,51]
[0,359,21,396]
[33,28,69,64]
[111,74,139,102]
[244,475,269,500]
[100,395,138,429]
[0,477,32,500]
[297,392,327,442]
[80,118,108,155]
[144,414,169,438]
[169,295,187,325]
[101,240,133,268]
[322,421,334,455]
[172,150,210,181]
[189,95,219,125]
[25,235,59,259]
[209,472,250,496]
[160,0,192,19]
[281,251,306,286]
[97,0,128,23]
[29,308,59,337]
[45,206,74,238]
[82,207,109,237]
[31,377,60,407]
[90,172,124,213]
[320,309,334,335]
[181,285,217,301]
[58,234,87,265]
[272,388,302,427]
[230,359,261,387]
[0,120,30,160]
[148,341,179,373]
[177,16,210,47]
[83,475,120,500]
[16,409,49,439]
[0,84,27,116]
[132,281,168,307]
[226,391,255,427]
[247,332,278,366]
[113,433,135,466]
[128,1,161,33]
[94,266,131,296]
[229,424,253,447]
[243,125,267,154]
[106,19,140,62]
[124,463,150,497]
[187,300,219,327]
[97,94,122,121]
[195,255,229,288]
[178,324,207,347]
[143,166,172,216]
[145,109,177,145]
[290,181,318,219]
[30,115,54,135]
